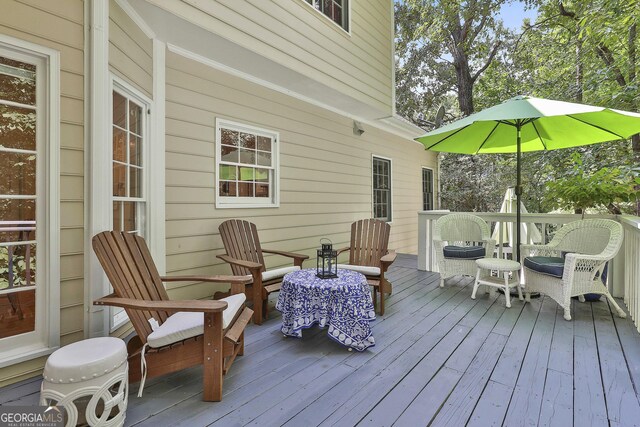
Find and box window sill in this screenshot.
[0,344,58,369]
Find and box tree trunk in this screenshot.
[453,50,475,116]
[576,32,583,102]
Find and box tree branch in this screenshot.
[471,41,501,82]
[558,2,577,19]
[595,44,627,87]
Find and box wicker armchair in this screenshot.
[434,213,496,288]
[521,219,625,321]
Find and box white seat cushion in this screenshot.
[146,293,246,349]
[261,265,301,282]
[337,264,381,276]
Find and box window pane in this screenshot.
[129,134,142,166]
[256,151,271,167]
[0,151,36,195]
[219,164,237,180]
[113,91,126,129]
[0,56,36,106]
[129,166,141,198]
[255,168,269,182]
[221,129,238,146]
[113,201,122,231]
[219,181,236,197]
[221,145,238,163]
[129,100,142,135]
[238,182,253,197]
[240,133,256,149]
[113,162,126,197]
[257,136,271,152]
[0,198,35,222]
[239,148,255,165]
[113,127,126,163]
[123,201,136,232]
[255,183,269,198]
[0,104,36,151]
[239,167,254,181]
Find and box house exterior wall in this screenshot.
[164,49,435,298]
[0,0,84,386]
[109,0,153,98]
[0,0,436,386]
[145,0,394,115]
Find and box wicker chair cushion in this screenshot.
[443,245,485,260]
[524,256,565,278]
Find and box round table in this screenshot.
[276,268,376,351]
[472,258,523,308]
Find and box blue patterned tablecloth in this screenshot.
[275,268,376,351]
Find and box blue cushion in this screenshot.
[524,256,565,278]
[443,245,485,260]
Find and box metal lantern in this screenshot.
[316,238,338,279]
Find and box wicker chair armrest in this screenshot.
[94,293,228,313]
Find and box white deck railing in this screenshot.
[417,211,638,307]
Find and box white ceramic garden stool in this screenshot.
[40,337,128,427]
[472,258,523,308]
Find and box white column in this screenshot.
[85,0,111,338]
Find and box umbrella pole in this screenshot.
[516,122,522,263]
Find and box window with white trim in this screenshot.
[111,83,148,329]
[0,38,57,363]
[305,0,350,31]
[216,120,279,208]
[373,156,392,222]
[112,88,145,235]
[422,167,434,210]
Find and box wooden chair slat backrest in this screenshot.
[92,231,170,342]
[219,219,266,276]
[349,219,390,267]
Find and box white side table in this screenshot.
[472,258,523,308]
[41,337,128,427]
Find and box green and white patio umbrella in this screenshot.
[415,95,640,261]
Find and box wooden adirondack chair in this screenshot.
[337,219,397,315]
[92,231,253,402]
[218,219,309,325]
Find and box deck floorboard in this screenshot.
[2,254,640,427]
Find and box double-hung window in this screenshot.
[372,156,392,222]
[304,0,350,32]
[216,119,279,208]
[111,82,148,329]
[422,167,434,210]
[112,88,145,235]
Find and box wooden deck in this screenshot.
[3,254,640,426]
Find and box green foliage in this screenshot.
[545,152,639,216]
[395,0,640,215]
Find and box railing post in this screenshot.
[418,212,427,271]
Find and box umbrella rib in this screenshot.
[423,125,471,150]
[531,121,549,150]
[566,115,627,139]
[474,121,501,154]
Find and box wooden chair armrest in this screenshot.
[336,246,350,256]
[380,251,397,273]
[160,275,253,284]
[94,294,228,313]
[217,254,263,271]
[261,249,309,260]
